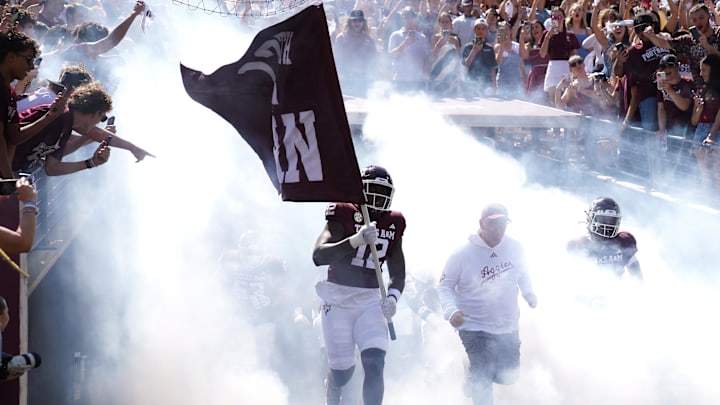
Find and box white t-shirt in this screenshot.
[438,232,534,334]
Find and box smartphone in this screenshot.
[0,179,17,196]
[690,26,700,41]
[656,71,667,89]
[106,116,115,126]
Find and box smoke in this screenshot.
[41,2,720,404]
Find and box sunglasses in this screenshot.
[569,60,583,67]
[659,62,677,69]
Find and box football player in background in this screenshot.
[567,196,643,280]
[312,165,406,405]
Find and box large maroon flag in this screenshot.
[180,5,364,203]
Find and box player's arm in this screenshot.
[385,238,405,300]
[312,220,376,266]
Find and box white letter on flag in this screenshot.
[272,110,323,184]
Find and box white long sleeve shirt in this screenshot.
[437,233,534,334]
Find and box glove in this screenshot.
[348,222,378,248]
[380,296,397,319]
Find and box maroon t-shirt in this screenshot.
[656,77,694,130]
[324,202,406,291]
[13,104,73,172]
[623,42,672,101]
[700,95,720,124]
[540,30,580,60]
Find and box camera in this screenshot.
[442,30,449,38]
[0,352,42,380]
[473,36,483,45]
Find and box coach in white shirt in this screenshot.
[437,203,537,405]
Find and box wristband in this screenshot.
[22,201,38,216]
[387,288,401,302]
[85,158,96,169]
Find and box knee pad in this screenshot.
[360,348,385,376]
[327,365,355,388]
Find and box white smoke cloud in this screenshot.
[47,2,720,404]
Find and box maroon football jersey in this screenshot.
[567,231,638,278]
[324,202,406,290]
[0,76,20,134]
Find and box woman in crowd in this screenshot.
[521,19,549,104]
[555,54,603,114]
[541,6,580,106]
[585,5,630,78]
[495,21,524,98]
[566,1,591,60]
[430,11,462,96]
[691,55,720,194]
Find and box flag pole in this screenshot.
[0,247,29,278]
[360,203,397,341]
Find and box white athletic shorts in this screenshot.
[316,281,388,370]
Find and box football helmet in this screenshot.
[586,197,621,239]
[361,165,394,211]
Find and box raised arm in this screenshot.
[81,1,146,57]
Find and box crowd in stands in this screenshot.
[329,0,720,197]
[0,0,153,185]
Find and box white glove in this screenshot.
[348,222,378,248]
[381,296,397,319]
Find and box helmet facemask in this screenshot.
[363,178,394,211]
[587,209,621,238]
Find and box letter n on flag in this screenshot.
[180,4,364,204]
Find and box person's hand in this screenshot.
[91,141,111,166]
[703,135,716,146]
[48,91,70,117]
[449,310,467,327]
[658,79,671,92]
[131,146,155,162]
[694,95,705,112]
[16,178,37,204]
[132,0,147,16]
[523,292,538,308]
[0,11,15,33]
[348,221,378,248]
[381,296,397,318]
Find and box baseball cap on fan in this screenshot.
[481,203,511,222]
[349,9,365,20]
